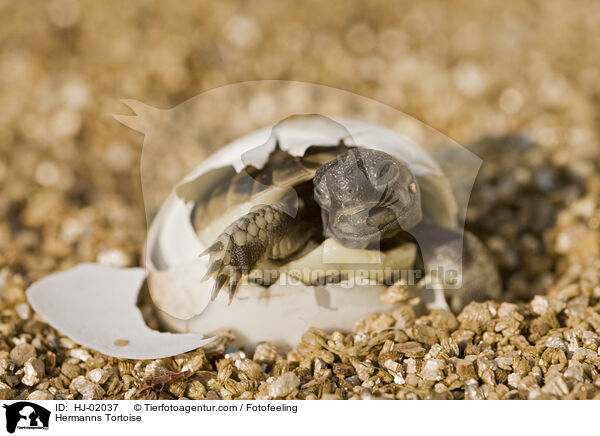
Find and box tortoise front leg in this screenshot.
[200,201,311,304]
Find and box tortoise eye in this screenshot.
[314,184,329,203]
[375,162,398,185]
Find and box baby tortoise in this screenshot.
[194,132,501,311]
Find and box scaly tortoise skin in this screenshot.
[194,141,501,309]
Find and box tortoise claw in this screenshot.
[209,268,243,303]
[199,240,224,258]
[210,274,229,301]
[201,224,257,303]
[201,259,223,282]
[227,271,242,305]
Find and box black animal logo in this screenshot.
[3,402,50,433]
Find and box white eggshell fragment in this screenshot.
[26,263,216,359]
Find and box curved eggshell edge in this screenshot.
[26,263,216,359]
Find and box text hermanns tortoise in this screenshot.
[188,115,501,315]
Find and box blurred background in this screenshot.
[0,0,599,293]
[1,0,600,401]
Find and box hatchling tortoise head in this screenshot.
[313,147,422,249]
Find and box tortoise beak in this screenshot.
[324,198,423,249]
[335,206,396,233]
[322,205,399,248]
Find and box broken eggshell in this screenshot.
[146,115,457,348]
[26,263,216,359]
[25,112,468,359]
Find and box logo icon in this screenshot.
[2,402,50,433]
